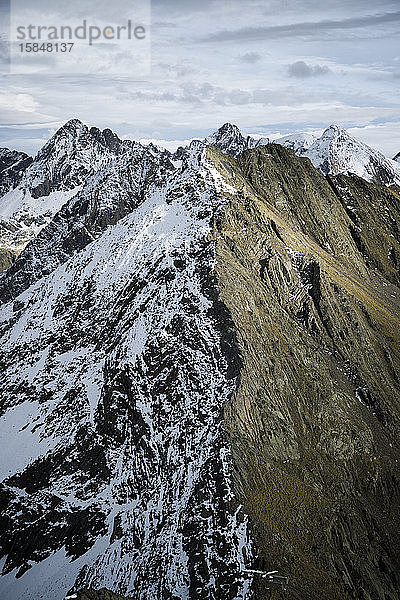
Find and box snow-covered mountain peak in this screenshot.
[208,122,242,139]
[32,119,130,171]
[323,123,345,135]
[34,119,88,160]
[55,117,85,135]
[317,124,355,147]
[204,123,270,157]
[303,124,400,186]
[205,122,248,157]
[273,132,317,155]
[0,122,163,267]
[2,121,146,209]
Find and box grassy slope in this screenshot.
[209,144,400,600]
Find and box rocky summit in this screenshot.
[0,121,399,600]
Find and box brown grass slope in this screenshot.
[209,144,400,600]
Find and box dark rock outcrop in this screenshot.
[0,148,33,195]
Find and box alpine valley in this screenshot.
[0,120,399,600]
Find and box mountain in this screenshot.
[0,120,145,272]
[0,122,400,600]
[202,123,400,188]
[394,151,400,162]
[0,135,254,600]
[302,124,400,186]
[203,123,269,157]
[273,132,317,154]
[0,148,33,196]
[0,139,174,304]
[21,119,136,199]
[173,123,269,164]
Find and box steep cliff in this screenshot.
[209,144,400,600]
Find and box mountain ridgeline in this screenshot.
[0,121,399,600]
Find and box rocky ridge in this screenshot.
[0,137,254,600]
[209,143,400,600]
[0,120,145,272]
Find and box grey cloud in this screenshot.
[229,89,252,104]
[156,61,196,77]
[238,52,261,63]
[179,83,252,106]
[251,88,318,105]
[128,90,178,102]
[152,22,179,29]
[152,0,219,11]
[120,81,318,108]
[199,11,400,42]
[288,61,330,78]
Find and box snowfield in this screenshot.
[0,138,254,600]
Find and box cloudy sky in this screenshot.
[0,0,400,157]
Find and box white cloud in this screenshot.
[0,91,38,113]
[347,122,400,158]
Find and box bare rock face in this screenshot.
[208,144,400,600]
[0,149,33,196]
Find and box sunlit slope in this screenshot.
[209,144,400,600]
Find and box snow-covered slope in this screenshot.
[393,151,400,163]
[273,132,317,155]
[0,120,144,265]
[0,143,253,600]
[303,125,400,186]
[0,141,175,303]
[0,187,81,257]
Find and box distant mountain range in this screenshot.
[2,119,399,273]
[201,122,400,186]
